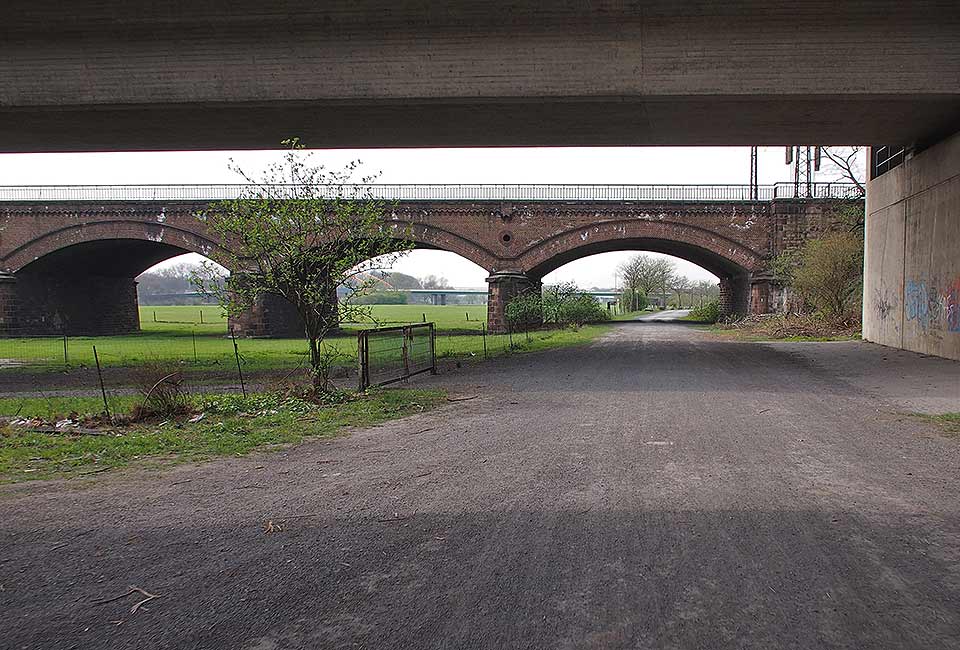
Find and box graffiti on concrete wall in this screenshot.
[873,286,896,323]
[905,276,960,333]
[946,276,960,333]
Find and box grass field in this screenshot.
[0,389,445,482]
[0,304,609,372]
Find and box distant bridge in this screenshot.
[0,183,860,335]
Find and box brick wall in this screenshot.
[0,197,861,335]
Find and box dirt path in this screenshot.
[2,324,959,649]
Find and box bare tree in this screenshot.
[820,146,866,197]
[671,276,692,308]
[691,279,719,306]
[618,254,677,309]
[420,275,451,289]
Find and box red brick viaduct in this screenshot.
[0,185,859,335]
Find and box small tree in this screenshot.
[195,139,412,391]
[786,231,864,320]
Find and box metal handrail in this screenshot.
[0,183,863,203]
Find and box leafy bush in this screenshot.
[505,292,543,330]
[774,231,864,321]
[688,300,721,323]
[561,293,610,325]
[506,282,609,329]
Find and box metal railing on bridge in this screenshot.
[0,183,863,203]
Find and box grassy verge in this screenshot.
[434,324,609,361]
[916,412,960,436]
[0,389,445,483]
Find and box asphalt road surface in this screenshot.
[2,324,959,650]
[633,309,691,321]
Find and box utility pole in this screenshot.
[786,145,821,198]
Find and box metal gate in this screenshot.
[357,323,436,390]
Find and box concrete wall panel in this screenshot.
[864,132,960,361]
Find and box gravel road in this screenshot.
[632,309,691,321]
[2,324,959,649]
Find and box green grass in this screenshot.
[918,412,960,435]
[0,389,445,483]
[0,305,611,372]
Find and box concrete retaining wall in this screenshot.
[864,132,960,361]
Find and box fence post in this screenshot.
[230,328,246,398]
[429,323,437,374]
[357,330,366,391]
[402,325,410,379]
[92,345,110,421]
[481,323,487,359]
[62,335,68,367]
[200,310,204,324]
[192,329,198,363]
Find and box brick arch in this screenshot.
[3,220,230,274]
[384,221,498,273]
[4,218,499,276]
[518,219,766,280]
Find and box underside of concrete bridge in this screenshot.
[0,1,958,357]
[1,2,959,152]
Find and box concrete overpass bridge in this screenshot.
[1,1,958,359]
[0,183,858,337]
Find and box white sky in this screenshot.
[0,146,857,288]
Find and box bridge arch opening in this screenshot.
[7,238,230,336]
[542,250,721,312]
[517,223,766,318]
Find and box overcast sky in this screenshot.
[0,146,859,288]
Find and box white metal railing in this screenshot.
[0,183,863,203]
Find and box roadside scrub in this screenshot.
[702,313,861,342]
[916,413,960,436]
[0,388,445,483]
[681,300,721,323]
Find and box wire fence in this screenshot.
[0,182,863,203]
[0,320,562,385]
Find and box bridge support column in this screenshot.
[0,271,140,336]
[719,275,750,319]
[749,277,776,315]
[229,292,323,338]
[486,272,542,333]
[226,277,338,338]
[864,132,960,361]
